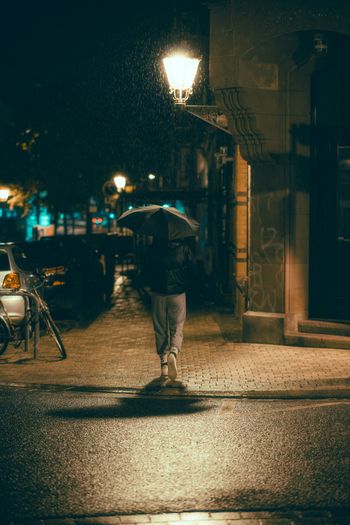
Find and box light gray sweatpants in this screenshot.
[151,292,186,359]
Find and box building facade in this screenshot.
[208,0,350,346]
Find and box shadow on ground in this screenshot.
[47,377,212,419]
[0,355,64,365]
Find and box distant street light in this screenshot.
[0,187,10,203]
[0,187,10,224]
[147,172,163,189]
[113,174,127,192]
[102,176,126,233]
[162,53,200,105]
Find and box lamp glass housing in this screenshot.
[113,175,127,191]
[163,54,200,104]
[0,188,10,202]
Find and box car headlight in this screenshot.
[2,272,21,290]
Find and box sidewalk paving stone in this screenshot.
[0,275,350,397]
[8,511,350,525]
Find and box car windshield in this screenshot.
[0,250,10,271]
[12,247,36,272]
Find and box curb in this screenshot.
[3,508,350,525]
[1,381,350,399]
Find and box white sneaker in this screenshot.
[168,348,178,380]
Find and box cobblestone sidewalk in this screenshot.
[0,275,350,397]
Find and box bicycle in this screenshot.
[0,272,67,359]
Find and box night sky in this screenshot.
[0,0,208,206]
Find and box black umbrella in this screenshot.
[117,205,199,240]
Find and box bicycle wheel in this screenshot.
[0,316,11,355]
[40,309,67,359]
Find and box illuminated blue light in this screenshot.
[175,200,186,213]
[39,208,50,227]
[109,213,115,219]
[27,213,37,225]
[25,212,38,241]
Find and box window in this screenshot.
[12,247,35,272]
[0,251,10,271]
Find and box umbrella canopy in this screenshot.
[117,205,199,240]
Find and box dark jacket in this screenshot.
[142,240,195,295]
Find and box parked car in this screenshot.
[20,236,107,321]
[0,242,41,325]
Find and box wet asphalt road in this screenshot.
[0,388,349,521]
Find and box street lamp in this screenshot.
[113,174,127,192]
[147,173,163,189]
[112,174,128,222]
[0,187,10,203]
[102,175,126,232]
[0,187,10,222]
[162,49,229,133]
[162,53,200,105]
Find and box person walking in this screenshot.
[141,238,196,381]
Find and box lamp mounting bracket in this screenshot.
[184,105,231,135]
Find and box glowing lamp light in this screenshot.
[162,53,200,104]
[113,174,127,192]
[148,173,156,180]
[0,187,10,202]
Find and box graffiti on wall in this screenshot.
[249,192,284,312]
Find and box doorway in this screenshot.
[310,65,350,321]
